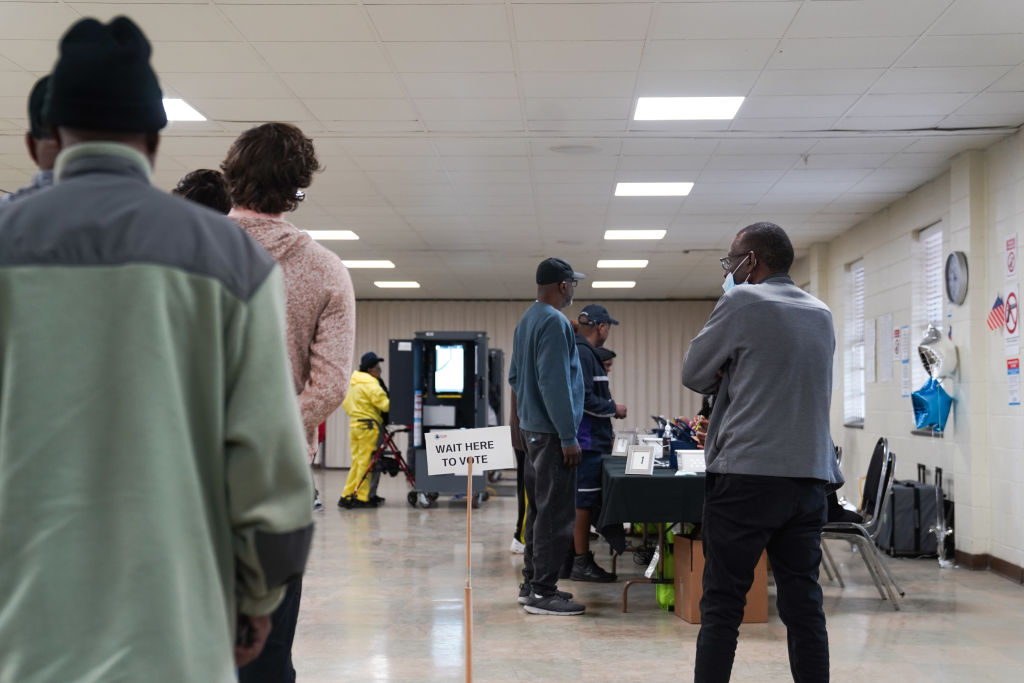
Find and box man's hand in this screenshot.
[562,444,581,467]
[614,404,627,419]
[235,614,271,668]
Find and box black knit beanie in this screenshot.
[27,76,51,139]
[43,16,167,133]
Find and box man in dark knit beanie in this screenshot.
[0,75,58,207]
[0,16,315,682]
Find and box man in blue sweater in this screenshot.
[509,257,586,616]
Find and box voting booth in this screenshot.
[389,331,494,501]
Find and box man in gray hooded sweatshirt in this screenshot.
[682,222,842,683]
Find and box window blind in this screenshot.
[844,260,866,425]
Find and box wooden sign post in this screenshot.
[425,426,514,683]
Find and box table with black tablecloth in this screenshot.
[595,456,706,611]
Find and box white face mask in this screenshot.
[721,254,750,293]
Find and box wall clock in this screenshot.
[945,251,969,305]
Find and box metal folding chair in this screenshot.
[822,437,905,609]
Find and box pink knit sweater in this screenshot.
[231,209,356,457]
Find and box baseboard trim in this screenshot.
[955,550,1024,583]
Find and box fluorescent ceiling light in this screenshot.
[162,98,206,122]
[604,230,666,240]
[615,182,693,197]
[374,281,420,288]
[342,260,395,269]
[305,230,359,241]
[634,96,745,121]
[597,260,649,269]
[592,281,636,289]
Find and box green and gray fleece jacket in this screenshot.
[0,143,314,682]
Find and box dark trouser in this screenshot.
[238,577,303,683]
[513,447,527,542]
[521,430,576,596]
[695,473,829,683]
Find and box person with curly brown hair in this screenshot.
[223,122,356,683]
[172,168,231,214]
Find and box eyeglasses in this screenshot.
[719,251,749,272]
[564,278,578,288]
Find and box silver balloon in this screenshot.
[917,324,959,380]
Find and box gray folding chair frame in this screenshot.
[822,438,905,610]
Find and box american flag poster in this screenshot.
[987,295,1005,331]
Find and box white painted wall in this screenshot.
[822,133,1024,567]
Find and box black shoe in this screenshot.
[337,496,354,509]
[517,583,573,605]
[523,592,585,616]
[570,551,617,583]
[370,495,386,505]
[351,498,379,508]
[829,508,864,524]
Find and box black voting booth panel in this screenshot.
[389,332,495,498]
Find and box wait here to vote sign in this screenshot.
[426,426,514,476]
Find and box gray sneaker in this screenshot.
[523,592,585,616]
[517,583,573,605]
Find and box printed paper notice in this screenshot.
[900,359,912,398]
[900,325,911,362]
[1007,234,1018,281]
[878,314,894,382]
[1009,358,1021,406]
[865,318,876,383]
[1006,284,1020,357]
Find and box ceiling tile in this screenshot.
[368,5,509,42]
[940,113,1024,128]
[636,70,760,97]
[415,98,521,121]
[305,98,418,121]
[875,66,1011,95]
[738,95,858,118]
[929,0,1024,36]
[513,4,651,41]
[165,73,293,100]
[518,41,644,72]
[433,139,527,156]
[643,40,777,71]
[620,139,718,156]
[899,35,1024,68]
[617,155,708,172]
[0,2,85,40]
[650,2,799,40]
[155,42,268,74]
[388,42,514,72]
[752,68,884,96]
[220,5,375,42]
[836,115,945,129]
[521,72,636,98]
[254,42,391,73]
[525,98,630,120]
[846,93,974,117]
[955,92,1024,116]
[0,40,60,71]
[402,73,518,98]
[786,0,948,38]
[769,37,915,69]
[193,97,311,122]
[282,73,407,99]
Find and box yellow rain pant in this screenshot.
[342,423,378,502]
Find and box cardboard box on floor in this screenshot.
[673,537,768,624]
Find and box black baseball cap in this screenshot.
[536,257,585,285]
[360,351,384,370]
[579,304,619,325]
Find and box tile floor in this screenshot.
[295,470,1023,682]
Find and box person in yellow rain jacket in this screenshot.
[339,352,390,508]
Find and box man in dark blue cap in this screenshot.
[0,76,58,207]
[509,257,588,615]
[566,304,627,582]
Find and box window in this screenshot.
[844,260,866,426]
[912,223,944,388]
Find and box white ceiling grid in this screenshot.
[0,0,1021,298]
